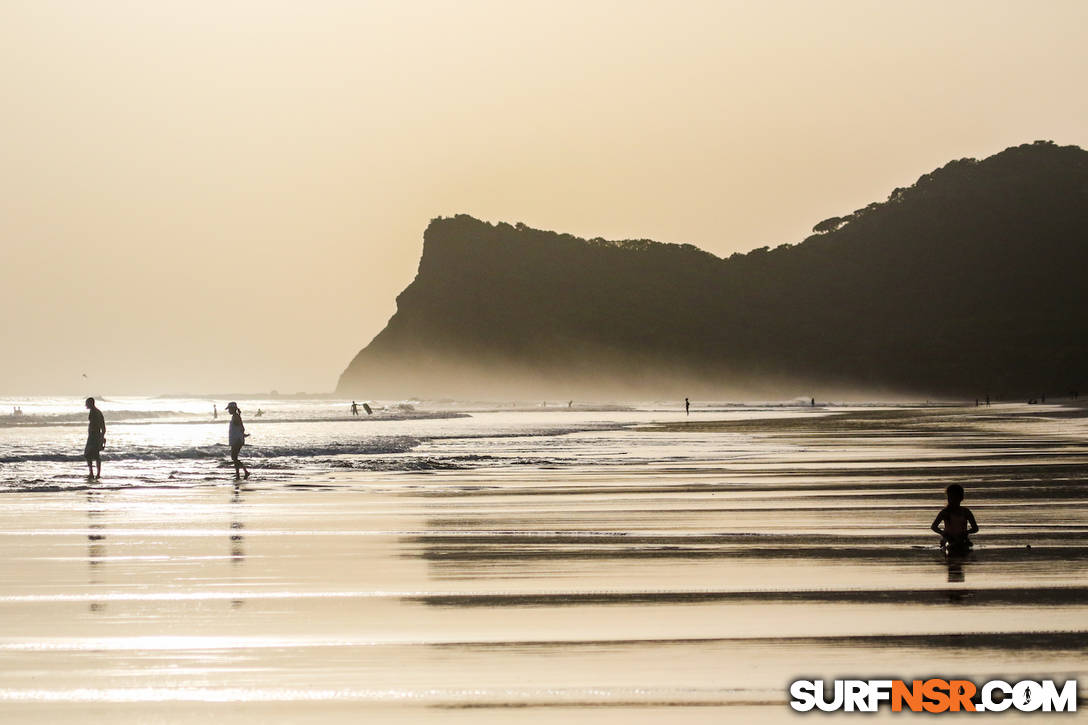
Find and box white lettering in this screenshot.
[982,680,1013,712]
[1014,680,1043,712]
[1041,679,1077,712]
[844,680,869,712]
[789,680,817,712]
[868,679,893,711]
[815,679,844,712]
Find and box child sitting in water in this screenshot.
[931,484,979,552]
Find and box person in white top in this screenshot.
[225,401,250,479]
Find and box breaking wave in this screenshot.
[0,437,421,464]
[0,412,469,428]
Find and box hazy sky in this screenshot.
[2,0,1086,394]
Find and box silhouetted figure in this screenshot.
[568,400,573,408]
[213,403,218,420]
[810,397,815,407]
[84,397,106,480]
[685,397,690,415]
[931,484,979,555]
[975,399,979,407]
[985,393,990,406]
[225,402,250,480]
[255,408,264,417]
[351,401,359,416]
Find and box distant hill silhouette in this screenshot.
[339,141,1088,399]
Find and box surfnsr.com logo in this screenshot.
[789,679,1077,713]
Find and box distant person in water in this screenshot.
[685,397,690,415]
[225,402,250,480]
[810,397,815,407]
[351,401,359,416]
[84,397,106,480]
[213,403,218,420]
[931,484,978,553]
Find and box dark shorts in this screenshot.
[230,444,244,460]
[84,437,104,460]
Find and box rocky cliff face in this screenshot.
[338,141,1088,399]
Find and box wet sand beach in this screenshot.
[0,404,1086,722]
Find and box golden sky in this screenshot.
[2,0,1086,394]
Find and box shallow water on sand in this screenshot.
[0,404,1086,722]
[0,396,809,488]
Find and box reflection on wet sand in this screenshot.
[0,405,1085,722]
[87,489,106,614]
[944,550,972,585]
[230,481,246,610]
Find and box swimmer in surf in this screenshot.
[931,484,979,553]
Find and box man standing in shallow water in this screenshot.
[84,397,106,480]
[225,402,250,480]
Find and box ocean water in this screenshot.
[0,399,1085,721]
[0,396,824,490]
